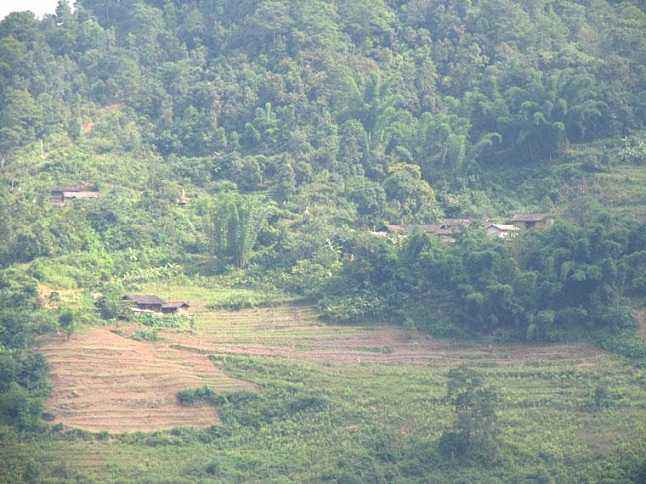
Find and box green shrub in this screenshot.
[95,291,128,321]
[585,384,614,411]
[177,386,216,406]
[439,367,501,464]
[596,331,646,365]
[131,328,159,342]
[319,294,387,323]
[58,311,76,339]
[287,396,329,413]
[0,383,44,431]
[133,312,190,329]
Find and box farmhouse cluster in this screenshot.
[123,294,190,314]
[377,213,553,243]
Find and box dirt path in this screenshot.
[39,328,252,433]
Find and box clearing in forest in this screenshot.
[39,327,253,433]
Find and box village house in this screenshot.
[51,183,100,206]
[508,213,553,230]
[384,224,411,236]
[383,219,473,244]
[123,295,166,312]
[422,224,458,244]
[123,295,190,314]
[161,301,190,314]
[369,230,390,238]
[486,223,520,240]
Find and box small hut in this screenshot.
[486,223,520,240]
[123,295,190,314]
[123,295,165,312]
[441,219,473,230]
[161,302,190,314]
[51,183,100,205]
[508,213,553,230]
[383,222,471,244]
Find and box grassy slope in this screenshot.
[9,342,646,482]
[4,296,645,482]
[591,164,646,221]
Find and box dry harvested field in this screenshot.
[25,299,645,482]
[162,304,605,367]
[39,327,254,433]
[39,302,609,435]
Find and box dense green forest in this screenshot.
[1,0,645,482]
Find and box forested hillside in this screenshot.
[1,0,644,331]
[1,1,645,482]
[2,0,644,190]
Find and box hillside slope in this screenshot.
[0,1,645,482]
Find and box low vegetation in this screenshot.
[3,335,645,482]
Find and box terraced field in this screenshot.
[39,327,254,433]
[28,297,645,481]
[40,302,627,433]
[163,304,606,367]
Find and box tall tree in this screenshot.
[0,89,43,156]
[212,194,269,269]
[439,366,501,463]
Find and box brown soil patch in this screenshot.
[39,327,253,433]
